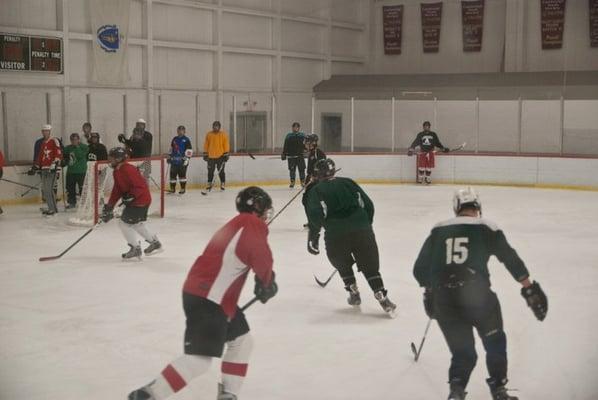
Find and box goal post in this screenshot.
[69,156,165,226]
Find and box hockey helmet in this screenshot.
[305,134,319,144]
[314,158,336,180]
[453,187,482,216]
[236,186,273,218]
[108,146,128,165]
[70,132,80,141]
[42,124,52,131]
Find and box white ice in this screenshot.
[1,184,597,400]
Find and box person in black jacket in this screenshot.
[118,119,153,179]
[87,132,108,161]
[281,122,306,188]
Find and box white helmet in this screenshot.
[453,187,481,215]
[137,118,146,124]
[42,124,52,131]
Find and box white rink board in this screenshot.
[2,154,598,204]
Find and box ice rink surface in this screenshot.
[1,183,598,400]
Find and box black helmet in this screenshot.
[236,186,272,217]
[314,158,336,179]
[305,134,319,144]
[70,132,80,140]
[108,147,128,163]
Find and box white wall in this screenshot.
[0,0,368,162]
[370,0,598,74]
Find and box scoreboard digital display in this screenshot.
[0,34,62,73]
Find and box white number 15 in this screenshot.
[445,237,469,264]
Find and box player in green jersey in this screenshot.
[305,158,397,318]
[413,187,548,400]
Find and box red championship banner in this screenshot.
[421,2,443,53]
[461,0,485,52]
[541,0,566,50]
[383,5,404,55]
[591,0,598,47]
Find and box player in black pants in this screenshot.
[281,122,306,188]
[413,188,548,400]
[304,158,397,317]
[168,126,193,194]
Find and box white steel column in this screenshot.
[517,96,522,153]
[475,96,480,153]
[232,95,237,152]
[60,0,70,141]
[146,0,155,153]
[350,96,355,152]
[391,96,395,152]
[311,95,315,134]
[560,95,564,155]
[271,94,276,152]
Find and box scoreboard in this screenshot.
[0,33,62,73]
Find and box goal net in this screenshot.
[69,157,165,226]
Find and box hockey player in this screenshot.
[304,133,326,184]
[408,121,449,184]
[34,125,63,216]
[127,186,277,400]
[100,147,162,259]
[281,122,306,188]
[413,187,548,400]
[304,158,397,317]
[63,133,88,209]
[87,132,108,161]
[202,121,230,192]
[167,125,193,194]
[301,134,326,228]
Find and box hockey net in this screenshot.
[69,157,165,226]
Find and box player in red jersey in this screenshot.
[128,186,277,400]
[100,147,162,259]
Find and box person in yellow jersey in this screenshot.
[202,121,230,193]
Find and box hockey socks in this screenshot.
[144,355,213,399]
[221,333,253,396]
[119,220,158,247]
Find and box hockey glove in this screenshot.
[27,166,38,176]
[117,133,127,144]
[222,153,229,162]
[166,157,172,164]
[407,148,414,156]
[122,193,135,205]
[442,147,450,153]
[307,229,320,255]
[202,152,209,162]
[281,154,286,161]
[521,281,548,321]
[100,204,114,223]
[423,288,435,319]
[254,272,278,304]
[183,157,189,166]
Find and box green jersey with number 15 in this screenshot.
[413,216,529,289]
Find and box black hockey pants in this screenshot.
[207,158,225,184]
[287,157,306,183]
[434,279,507,388]
[324,228,386,294]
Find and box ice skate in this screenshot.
[220,183,225,191]
[122,244,142,260]
[346,283,361,306]
[128,385,155,400]
[178,188,186,194]
[42,209,57,216]
[201,183,213,195]
[447,382,467,400]
[289,180,295,188]
[424,176,432,185]
[374,291,397,318]
[144,239,163,256]
[487,379,518,400]
[217,383,237,400]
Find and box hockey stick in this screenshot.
[20,184,40,197]
[314,269,338,287]
[39,221,103,262]
[1,177,40,190]
[448,142,467,152]
[411,318,433,362]
[240,297,259,311]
